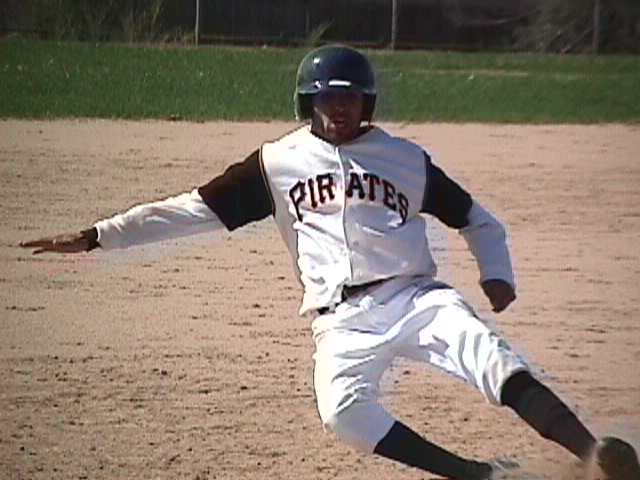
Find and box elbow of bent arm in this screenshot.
[461,200,503,232]
[460,201,515,287]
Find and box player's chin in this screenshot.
[329,122,359,144]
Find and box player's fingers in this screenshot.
[493,295,515,313]
[20,239,50,248]
[490,296,506,312]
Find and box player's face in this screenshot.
[311,89,364,145]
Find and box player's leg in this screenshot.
[403,284,639,478]
[372,421,494,479]
[401,286,591,451]
[311,290,495,480]
[502,373,640,480]
[500,369,595,459]
[503,372,640,478]
[312,310,395,454]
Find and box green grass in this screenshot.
[2,37,639,122]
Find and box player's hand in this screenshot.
[481,279,516,313]
[20,232,91,255]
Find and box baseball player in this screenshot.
[21,45,639,480]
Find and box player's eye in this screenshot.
[316,89,362,105]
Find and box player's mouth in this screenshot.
[331,117,352,130]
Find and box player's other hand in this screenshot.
[20,232,91,255]
[481,279,516,313]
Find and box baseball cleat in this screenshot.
[462,458,520,480]
[487,458,520,479]
[585,437,640,480]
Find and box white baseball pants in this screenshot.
[312,276,529,453]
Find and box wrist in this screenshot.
[80,228,100,251]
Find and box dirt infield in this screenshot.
[1,120,639,479]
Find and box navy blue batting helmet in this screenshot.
[294,45,377,122]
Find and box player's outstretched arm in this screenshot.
[20,149,273,255]
[93,189,224,250]
[20,189,225,255]
[20,228,99,255]
[99,148,274,246]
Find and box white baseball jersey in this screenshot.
[262,126,436,313]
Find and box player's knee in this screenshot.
[319,392,394,454]
[480,341,529,405]
[323,403,377,453]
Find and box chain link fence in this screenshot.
[2,0,638,52]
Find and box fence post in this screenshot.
[195,0,201,46]
[592,0,600,53]
[390,0,398,49]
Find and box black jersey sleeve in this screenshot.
[197,149,273,231]
[421,153,473,229]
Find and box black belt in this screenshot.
[316,278,390,315]
[341,278,388,299]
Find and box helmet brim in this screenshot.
[298,79,376,96]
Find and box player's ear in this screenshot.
[361,93,376,123]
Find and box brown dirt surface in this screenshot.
[1,120,639,480]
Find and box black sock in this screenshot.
[373,421,492,480]
[501,371,596,459]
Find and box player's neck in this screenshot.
[309,123,373,146]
